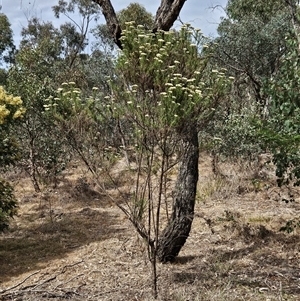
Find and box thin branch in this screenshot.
[209,4,226,14]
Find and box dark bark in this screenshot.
[153,0,187,32]
[28,137,41,193]
[157,124,199,262]
[91,0,198,263]
[91,0,122,49]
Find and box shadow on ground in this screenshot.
[0,188,123,283]
[172,224,300,297]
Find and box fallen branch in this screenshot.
[0,259,85,299]
[0,270,41,294]
[54,273,85,289]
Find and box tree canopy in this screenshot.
[0,13,15,65]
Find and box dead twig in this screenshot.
[32,260,84,290]
[2,289,81,300]
[61,259,84,273]
[0,259,85,299]
[54,273,85,289]
[0,270,41,294]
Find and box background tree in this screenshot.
[7,20,68,191]
[52,0,101,84]
[257,1,300,231]
[6,0,107,190]
[0,13,15,65]
[207,0,300,230]
[201,0,293,163]
[214,0,290,111]
[0,13,15,87]
[117,2,154,29]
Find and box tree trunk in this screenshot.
[91,0,122,48]
[29,137,41,193]
[156,123,199,262]
[153,0,187,32]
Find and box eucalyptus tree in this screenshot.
[7,16,89,190]
[260,1,300,184]
[0,13,15,86]
[214,0,291,111]
[8,0,118,190]
[256,1,300,231]
[7,31,65,191]
[211,0,300,202]
[202,0,295,162]
[117,2,154,29]
[0,13,15,65]
[52,0,101,77]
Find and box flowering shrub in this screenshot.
[0,86,25,230]
[0,86,25,125]
[0,86,25,166]
[109,23,232,132]
[46,82,118,174]
[102,23,232,257]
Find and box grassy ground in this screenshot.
[0,154,299,300]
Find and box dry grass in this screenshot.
[0,153,299,300]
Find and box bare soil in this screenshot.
[0,154,299,300]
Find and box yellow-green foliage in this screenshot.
[0,86,25,166]
[0,178,18,231]
[0,86,24,231]
[0,86,25,124]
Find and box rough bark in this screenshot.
[156,124,199,262]
[92,0,198,263]
[91,0,122,49]
[153,0,187,32]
